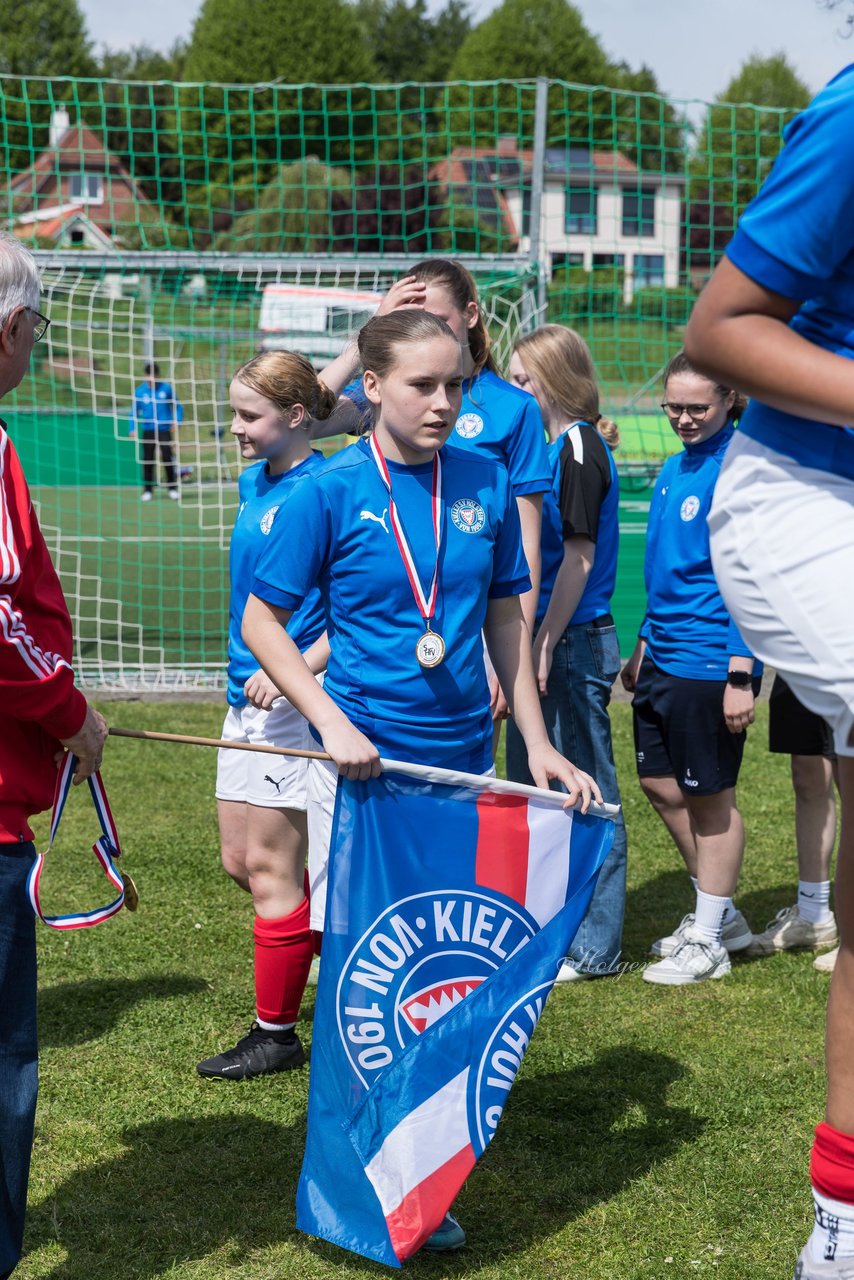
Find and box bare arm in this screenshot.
[532,535,594,695]
[515,492,543,636]
[484,594,601,810]
[620,637,646,693]
[242,595,379,779]
[685,257,854,426]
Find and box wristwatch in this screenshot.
[726,670,752,689]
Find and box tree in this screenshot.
[0,0,95,76]
[356,0,471,83]
[686,53,810,272]
[216,159,351,252]
[609,64,687,175]
[441,0,615,150]
[184,0,376,84]
[97,42,187,81]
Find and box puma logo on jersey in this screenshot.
[360,508,389,533]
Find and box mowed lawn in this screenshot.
[19,699,826,1280]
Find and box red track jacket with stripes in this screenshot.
[0,422,87,841]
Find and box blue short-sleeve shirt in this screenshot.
[226,453,326,707]
[252,438,530,770]
[725,63,854,478]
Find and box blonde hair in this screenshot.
[513,324,620,449]
[234,350,336,421]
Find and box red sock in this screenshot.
[812,1122,854,1203]
[254,896,313,1026]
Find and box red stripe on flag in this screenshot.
[385,1142,476,1261]
[475,793,530,906]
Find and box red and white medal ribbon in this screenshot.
[368,433,443,627]
[27,752,127,930]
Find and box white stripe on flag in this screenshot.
[363,1068,471,1218]
[523,801,572,928]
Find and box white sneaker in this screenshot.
[554,962,592,983]
[748,905,838,955]
[814,946,839,974]
[651,910,752,958]
[643,928,731,986]
[141,490,153,502]
[794,1243,854,1277]
[168,487,180,500]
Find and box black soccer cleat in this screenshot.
[196,1021,306,1080]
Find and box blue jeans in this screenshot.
[0,843,38,1279]
[506,621,627,974]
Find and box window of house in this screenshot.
[564,187,598,235]
[622,187,656,237]
[633,254,666,287]
[69,173,103,204]
[551,252,585,274]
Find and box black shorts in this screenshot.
[768,674,835,757]
[632,656,757,796]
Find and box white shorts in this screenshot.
[307,758,498,933]
[215,700,312,809]
[709,432,854,756]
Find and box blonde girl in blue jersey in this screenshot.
[197,351,333,1083]
[242,308,600,1254]
[686,62,854,1280]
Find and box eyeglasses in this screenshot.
[660,402,712,421]
[26,308,50,342]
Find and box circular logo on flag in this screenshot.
[680,495,700,522]
[471,981,551,1157]
[450,499,486,535]
[336,891,537,1087]
[260,505,280,535]
[455,413,484,440]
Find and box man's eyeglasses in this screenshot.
[660,402,712,421]
[24,308,50,342]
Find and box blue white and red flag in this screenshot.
[296,767,616,1266]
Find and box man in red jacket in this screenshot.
[0,231,107,1280]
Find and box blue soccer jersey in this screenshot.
[227,453,326,707]
[537,423,620,627]
[129,381,184,436]
[252,438,530,771]
[639,424,760,681]
[343,368,550,497]
[725,63,854,478]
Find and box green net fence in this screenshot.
[0,73,800,686]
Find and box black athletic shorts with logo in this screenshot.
[632,656,760,797]
[768,673,835,758]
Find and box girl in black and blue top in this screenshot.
[506,324,626,982]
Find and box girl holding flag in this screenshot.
[242,308,600,1252]
[196,351,334,1082]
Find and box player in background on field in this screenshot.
[747,675,839,965]
[196,352,333,1082]
[0,231,108,1280]
[505,325,627,982]
[684,64,854,1279]
[315,259,551,725]
[128,361,183,502]
[243,309,600,1254]
[620,350,761,987]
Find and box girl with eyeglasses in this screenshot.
[620,349,761,986]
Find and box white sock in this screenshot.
[691,889,729,947]
[799,880,833,925]
[256,1017,295,1033]
[720,898,737,925]
[689,875,698,892]
[808,1187,854,1262]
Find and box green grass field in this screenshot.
[19,700,829,1280]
